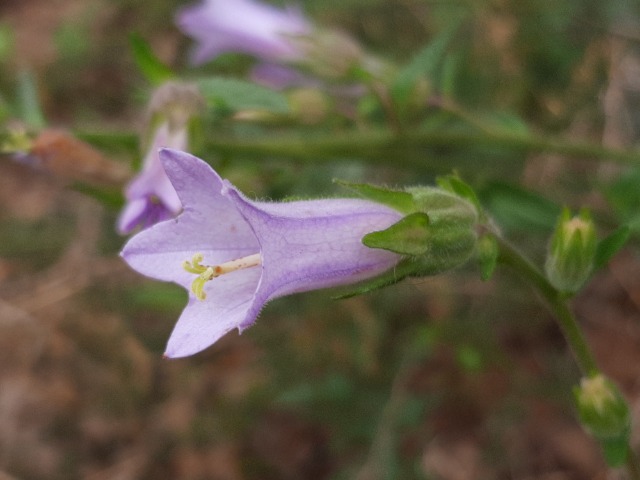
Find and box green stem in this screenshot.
[494,234,598,375]
[495,234,640,479]
[76,127,640,168]
[202,129,640,166]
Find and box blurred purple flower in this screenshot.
[176,0,311,65]
[117,123,185,234]
[250,62,316,90]
[121,149,403,357]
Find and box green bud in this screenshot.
[363,187,478,276]
[288,88,329,125]
[545,208,596,294]
[574,374,631,466]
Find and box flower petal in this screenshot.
[176,0,310,64]
[164,267,262,357]
[121,149,260,287]
[224,189,402,329]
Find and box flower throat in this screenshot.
[183,252,261,300]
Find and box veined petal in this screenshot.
[165,267,261,357]
[121,149,260,287]
[224,189,403,329]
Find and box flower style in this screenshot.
[117,123,185,234]
[121,149,403,357]
[176,0,311,65]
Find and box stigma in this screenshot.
[183,252,261,300]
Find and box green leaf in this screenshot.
[195,77,289,114]
[71,182,124,210]
[0,24,14,63]
[594,226,630,271]
[16,70,45,128]
[363,212,431,255]
[335,180,415,213]
[476,234,499,281]
[129,33,174,85]
[0,92,11,124]
[391,19,462,106]
[481,182,561,233]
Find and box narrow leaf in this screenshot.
[481,182,561,232]
[594,226,630,271]
[195,77,289,113]
[16,70,45,128]
[130,33,174,85]
[391,19,462,106]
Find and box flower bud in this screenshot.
[288,88,329,125]
[574,374,631,466]
[545,208,596,294]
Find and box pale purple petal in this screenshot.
[250,63,318,90]
[224,189,402,328]
[121,149,259,289]
[176,0,311,65]
[117,124,186,234]
[165,267,261,358]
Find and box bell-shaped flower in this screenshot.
[176,0,311,65]
[118,82,203,234]
[117,123,185,234]
[121,149,403,358]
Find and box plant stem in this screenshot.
[201,128,640,166]
[494,234,640,480]
[76,126,640,169]
[494,235,598,375]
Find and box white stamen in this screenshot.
[207,253,262,279]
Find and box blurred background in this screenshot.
[2,0,640,478]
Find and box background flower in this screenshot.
[176,0,311,65]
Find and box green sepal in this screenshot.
[335,180,415,213]
[332,258,424,299]
[406,187,477,223]
[336,182,479,299]
[476,234,499,281]
[436,174,481,212]
[363,212,431,256]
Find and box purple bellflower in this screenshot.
[121,149,403,358]
[117,123,185,234]
[176,0,311,65]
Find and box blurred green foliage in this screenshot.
[1,0,640,478]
